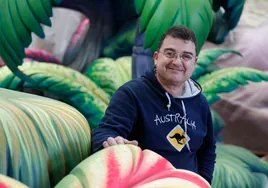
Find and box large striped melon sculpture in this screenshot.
[55,145,211,188]
[0,174,29,188]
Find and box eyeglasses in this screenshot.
[158,50,194,62]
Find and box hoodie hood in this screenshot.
[141,69,202,100]
[141,69,202,152]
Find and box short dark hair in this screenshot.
[157,25,198,54]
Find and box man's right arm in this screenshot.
[91,85,138,153]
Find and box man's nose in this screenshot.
[173,54,183,64]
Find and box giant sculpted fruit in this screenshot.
[55,145,210,188]
[0,174,28,188]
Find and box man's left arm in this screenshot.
[197,107,216,184]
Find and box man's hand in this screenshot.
[102,136,138,148]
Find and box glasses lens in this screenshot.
[164,51,176,58]
[181,54,192,61]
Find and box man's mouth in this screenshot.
[167,67,184,71]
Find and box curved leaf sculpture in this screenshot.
[199,67,268,104]
[134,0,214,53]
[192,48,242,80]
[102,20,137,59]
[55,144,211,188]
[85,56,132,97]
[0,0,62,83]
[0,88,91,187]
[0,62,110,128]
[212,144,268,188]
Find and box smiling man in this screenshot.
[91,26,216,184]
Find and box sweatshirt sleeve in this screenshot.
[197,105,216,184]
[91,85,137,153]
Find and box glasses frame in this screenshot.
[158,50,195,62]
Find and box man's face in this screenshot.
[154,36,197,85]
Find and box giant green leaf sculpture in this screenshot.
[192,48,242,136]
[0,62,109,128]
[0,0,62,83]
[85,56,132,97]
[192,48,242,80]
[0,88,91,187]
[212,144,268,188]
[199,67,268,104]
[134,0,214,53]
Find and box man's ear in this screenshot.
[194,56,198,65]
[154,51,159,62]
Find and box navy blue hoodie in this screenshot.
[92,69,216,184]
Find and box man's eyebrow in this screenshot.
[164,48,176,51]
[183,51,194,56]
[163,48,194,56]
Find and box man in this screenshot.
[91,25,216,184]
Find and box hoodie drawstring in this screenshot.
[165,92,171,111]
[181,100,191,153]
[165,92,191,152]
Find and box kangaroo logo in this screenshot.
[169,133,185,145]
[166,124,190,152]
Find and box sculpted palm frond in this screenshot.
[213,144,268,188]
[198,67,268,104]
[134,0,214,53]
[0,0,61,83]
[85,57,132,97]
[0,62,109,128]
[192,48,242,80]
[102,20,137,59]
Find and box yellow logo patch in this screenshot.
[166,124,190,152]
